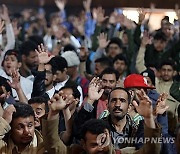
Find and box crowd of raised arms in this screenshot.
[0,0,180,153]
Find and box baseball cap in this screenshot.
[61,51,80,67]
[124,74,155,89]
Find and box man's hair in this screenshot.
[12,103,35,122]
[159,59,175,70]
[153,32,167,42]
[28,97,49,113]
[0,76,12,95]
[20,40,38,56]
[108,87,131,104]
[60,81,81,99]
[113,53,128,65]
[3,49,22,63]
[95,57,113,68]
[107,37,123,49]
[28,35,44,46]
[100,67,120,81]
[49,56,68,73]
[81,119,110,141]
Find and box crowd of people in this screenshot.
[0,0,180,153]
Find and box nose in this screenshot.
[23,126,30,135]
[114,99,121,106]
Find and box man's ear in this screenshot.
[53,74,57,81]
[80,139,86,150]
[18,62,22,69]
[21,55,26,62]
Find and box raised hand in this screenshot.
[141,31,151,47]
[97,33,110,49]
[132,89,153,119]
[1,4,10,23]
[35,43,54,64]
[175,4,180,21]
[2,105,16,124]
[0,19,5,34]
[92,7,108,24]
[154,93,169,115]
[7,69,21,90]
[48,91,74,112]
[12,19,22,37]
[55,0,67,11]
[83,0,92,12]
[88,77,104,104]
[73,17,85,35]
[138,8,146,24]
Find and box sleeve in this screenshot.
[135,46,146,73]
[42,118,67,154]
[31,71,46,98]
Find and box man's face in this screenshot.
[162,24,174,38]
[108,89,129,120]
[23,51,39,69]
[82,131,110,154]
[107,43,122,59]
[11,116,35,146]
[95,63,106,76]
[45,64,54,86]
[55,70,66,83]
[30,103,45,128]
[101,74,117,95]
[3,55,21,75]
[113,60,127,75]
[153,40,166,52]
[160,65,174,81]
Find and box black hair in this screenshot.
[0,76,12,95]
[113,53,128,65]
[20,40,38,56]
[63,44,77,53]
[159,59,175,70]
[81,119,110,141]
[28,97,49,113]
[3,49,22,63]
[28,35,44,46]
[108,87,131,104]
[60,81,81,99]
[153,32,167,42]
[49,56,68,73]
[100,67,120,81]
[107,37,123,49]
[95,57,113,68]
[11,103,35,123]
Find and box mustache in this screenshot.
[113,106,123,112]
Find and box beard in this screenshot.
[112,106,126,120]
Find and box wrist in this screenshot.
[87,97,95,105]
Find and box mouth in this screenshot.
[22,136,33,142]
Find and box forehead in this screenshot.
[4,54,17,60]
[161,65,173,70]
[12,116,34,126]
[109,43,119,48]
[102,74,116,80]
[110,89,128,99]
[31,103,45,110]
[27,51,37,57]
[114,59,125,64]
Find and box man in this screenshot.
[0,49,33,100]
[84,67,119,119]
[28,97,48,130]
[61,51,89,98]
[94,57,113,76]
[113,53,128,87]
[0,102,67,153]
[19,40,39,81]
[156,60,180,134]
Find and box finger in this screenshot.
[99,89,104,96]
[132,100,139,108]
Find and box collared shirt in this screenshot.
[46,86,55,99]
[8,133,38,154]
[104,115,138,149]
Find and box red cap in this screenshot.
[124,74,155,89]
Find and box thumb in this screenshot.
[132,100,138,108]
[99,89,104,96]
